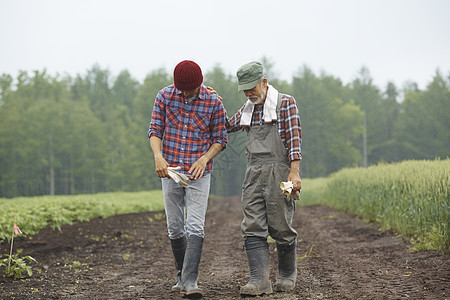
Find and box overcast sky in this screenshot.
[1,0,449,90]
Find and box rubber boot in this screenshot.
[170,236,187,292]
[240,236,273,296]
[180,235,204,299]
[274,240,297,292]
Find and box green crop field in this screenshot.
[1,159,448,251]
[301,159,449,250]
[0,191,164,243]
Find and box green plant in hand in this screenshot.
[0,249,36,279]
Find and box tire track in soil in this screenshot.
[0,196,448,299]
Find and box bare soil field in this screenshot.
[0,196,448,299]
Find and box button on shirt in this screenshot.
[226,94,302,162]
[148,84,228,174]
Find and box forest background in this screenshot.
[0,60,449,198]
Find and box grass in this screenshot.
[0,190,164,243]
[299,159,450,251]
[298,177,329,206]
[1,159,448,251]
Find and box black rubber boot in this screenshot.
[170,236,187,292]
[274,240,297,292]
[240,236,273,296]
[180,235,204,299]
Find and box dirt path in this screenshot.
[0,196,448,299]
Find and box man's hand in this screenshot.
[188,156,208,180]
[188,143,223,180]
[206,86,223,101]
[288,160,301,192]
[150,136,170,178]
[155,155,170,178]
[287,172,302,192]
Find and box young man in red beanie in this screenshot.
[148,60,227,299]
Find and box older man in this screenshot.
[227,61,302,296]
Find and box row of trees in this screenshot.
[0,62,448,198]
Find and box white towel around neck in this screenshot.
[240,84,279,126]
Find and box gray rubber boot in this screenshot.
[274,240,297,292]
[170,236,187,292]
[240,236,273,296]
[180,235,204,299]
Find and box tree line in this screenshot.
[0,62,448,198]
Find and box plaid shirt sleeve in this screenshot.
[226,104,246,132]
[210,98,228,149]
[279,94,302,162]
[148,89,166,139]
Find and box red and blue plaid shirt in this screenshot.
[226,94,302,162]
[148,84,228,175]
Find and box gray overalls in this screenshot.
[241,94,298,245]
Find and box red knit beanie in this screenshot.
[173,60,203,91]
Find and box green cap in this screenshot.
[236,61,263,91]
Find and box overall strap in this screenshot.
[272,93,283,125]
[276,93,283,116]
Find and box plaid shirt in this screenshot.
[148,84,228,175]
[227,94,302,162]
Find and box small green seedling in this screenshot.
[0,250,36,279]
[0,218,36,279]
